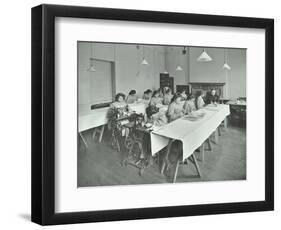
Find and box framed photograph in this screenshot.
[31,4,274,225]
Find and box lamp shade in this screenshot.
[223,62,231,70]
[223,49,231,70]
[88,65,96,72]
[197,49,212,62]
[141,58,149,65]
[176,65,183,71]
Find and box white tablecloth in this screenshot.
[150,104,230,160]
[78,103,146,132]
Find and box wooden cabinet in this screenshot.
[160,73,174,93]
[229,103,246,127]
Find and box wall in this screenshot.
[164,46,246,99]
[166,47,189,90]
[78,42,165,109]
[79,43,246,106]
[189,47,246,99]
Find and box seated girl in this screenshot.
[108,93,131,136]
[110,93,128,113]
[167,93,185,122]
[183,94,196,114]
[126,90,138,104]
[146,105,168,126]
[163,88,173,105]
[180,89,187,101]
[143,89,152,100]
[205,89,219,105]
[195,91,205,110]
[149,90,163,107]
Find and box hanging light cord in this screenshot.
[90,43,94,59]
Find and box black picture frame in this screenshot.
[31,4,274,225]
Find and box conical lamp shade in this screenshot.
[88,65,96,72]
[141,58,149,65]
[223,62,231,70]
[197,49,212,62]
[176,65,183,71]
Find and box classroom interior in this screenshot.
[78,42,247,187]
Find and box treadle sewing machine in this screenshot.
[122,115,155,176]
[108,106,138,152]
[108,106,155,176]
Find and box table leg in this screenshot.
[224,116,228,128]
[218,126,222,136]
[79,132,88,148]
[98,125,105,143]
[92,128,97,140]
[199,142,205,162]
[191,153,201,178]
[161,139,174,174]
[173,159,180,183]
[206,138,212,151]
[214,128,219,144]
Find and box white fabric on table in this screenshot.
[129,103,146,114]
[150,104,230,160]
[78,103,146,132]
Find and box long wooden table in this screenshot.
[150,104,230,182]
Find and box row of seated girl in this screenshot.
[126,87,184,105]
[110,87,178,110]
[110,87,172,109]
[109,88,206,125]
[147,90,205,124]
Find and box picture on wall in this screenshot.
[32,4,274,225]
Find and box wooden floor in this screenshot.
[78,125,246,187]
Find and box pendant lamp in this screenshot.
[197,48,212,62]
[87,43,96,72]
[141,45,149,65]
[223,49,231,70]
[176,47,184,71]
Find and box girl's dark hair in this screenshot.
[210,88,217,95]
[152,89,160,98]
[166,88,171,94]
[195,90,202,97]
[171,92,182,103]
[144,89,152,94]
[146,105,159,118]
[129,90,136,95]
[187,94,195,101]
[115,93,126,101]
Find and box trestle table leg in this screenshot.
[79,132,88,148]
[191,153,202,178]
[173,159,180,183]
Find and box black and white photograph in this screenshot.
[77,42,247,186]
